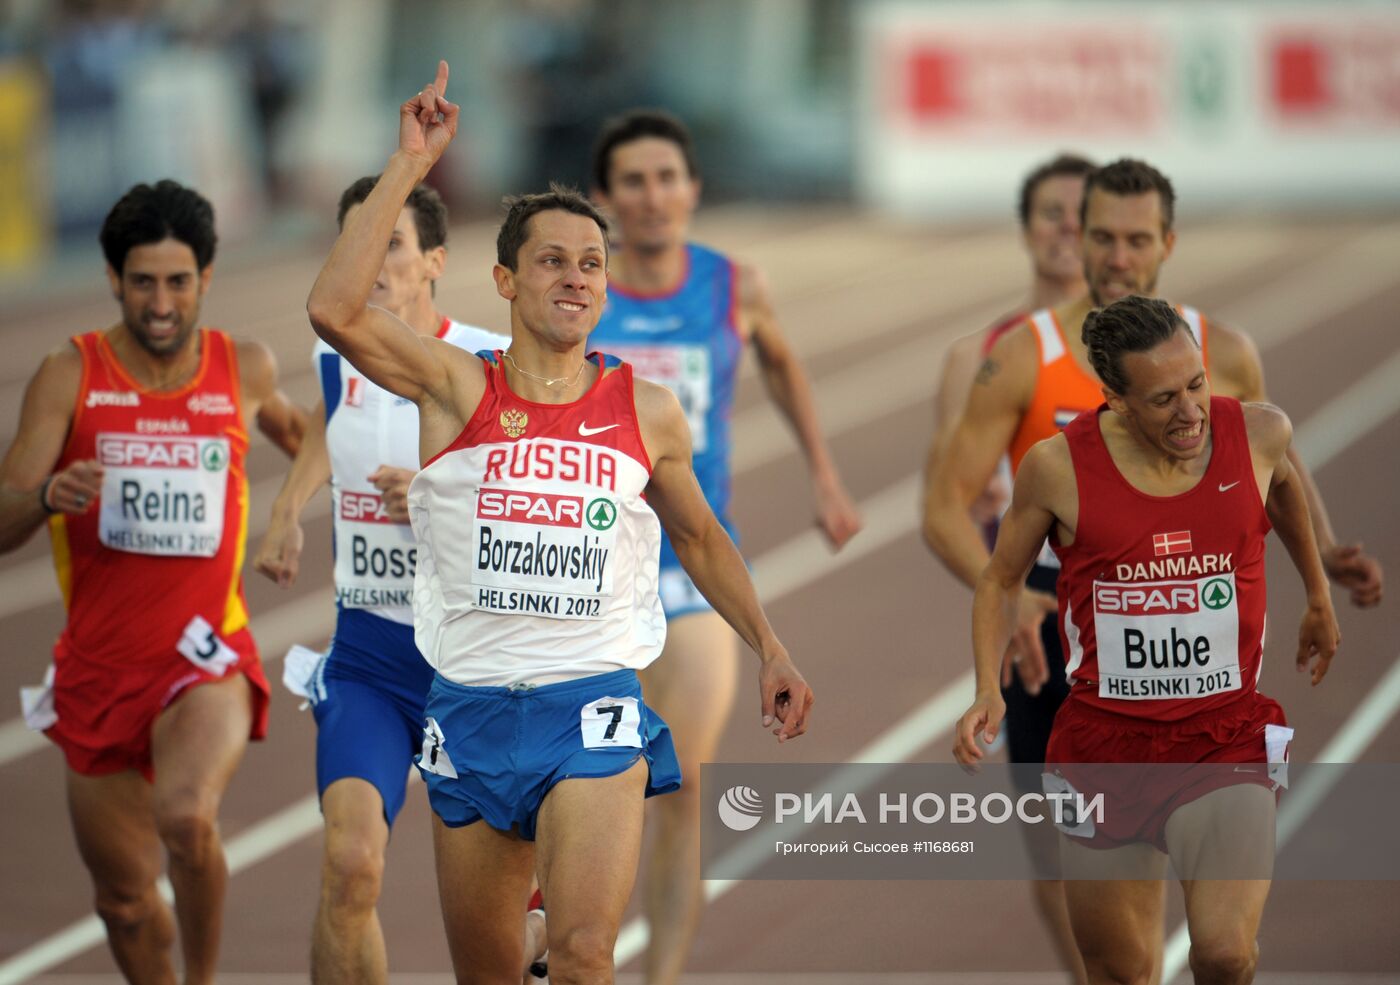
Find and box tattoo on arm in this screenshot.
[974,358,1000,385]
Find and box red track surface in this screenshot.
[1,208,1397,982]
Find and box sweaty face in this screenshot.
[345,203,442,317]
[496,210,608,346]
[1023,174,1085,283]
[1112,329,1211,460]
[1082,190,1175,306]
[108,238,211,357]
[597,137,698,253]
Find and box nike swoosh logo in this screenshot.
[1218,481,1241,493]
[578,422,619,437]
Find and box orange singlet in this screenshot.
[45,329,269,778]
[1007,305,1210,473]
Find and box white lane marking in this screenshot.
[0,470,931,983]
[1293,346,1400,473]
[1217,223,1400,351]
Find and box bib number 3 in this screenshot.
[580,695,642,749]
[176,616,239,677]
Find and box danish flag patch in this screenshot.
[1152,530,1193,557]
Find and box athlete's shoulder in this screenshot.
[443,319,509,354]
[1197,317,1263,399]
[974,317,1039,396]
[1239,399,1291,459]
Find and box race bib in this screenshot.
[176,615,239,677]
[613,345,712,452]
[418,716,458,778]
[333,490,416,611]
[96,432,229,557]
[470,487,619,621]
[1092,574,1242,701]
[580,695,642,748]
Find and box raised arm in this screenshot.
[0,348,94,554]
[953,438,1068,767]
[306,61,460,407]
[1246,402,1339,686]
[637,378,812,741]
[254,400,331,587]
[740,262,861,549]
[1212,323,1382,607]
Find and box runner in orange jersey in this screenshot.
[0,180,305,984]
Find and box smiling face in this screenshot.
[1106,328,1211,460]
[344,203,444,317]
[493,209,609,347]
[595,136,699,254]
[1082,189,1175,306]
[1024,173,1086,283]
[106,237,212,357]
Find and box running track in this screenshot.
[1,207,1397,983]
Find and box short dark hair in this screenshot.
[1083,295,1195,394]
[1017,153,1096,227]
[100,179,217,274]
[496,184,610,272]
[337,175,449,251]
[590,109,699,193]
[1081,158,1176,234]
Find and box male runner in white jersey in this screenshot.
[955,295,1340,984]
[587,109,862,985]
[253,177,527,983]
[306,62,812,984]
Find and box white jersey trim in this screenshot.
[1029,310,1066,366]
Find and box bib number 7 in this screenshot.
[579,695,642,748]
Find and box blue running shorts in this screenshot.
[417,668,681,839]
[309,608,435,825]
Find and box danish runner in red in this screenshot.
[0,180,304,984]
[953,295,1338,985]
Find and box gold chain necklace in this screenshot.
[502,349,588,390]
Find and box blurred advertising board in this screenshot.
[856,1,1400,216]
[0,61,48,271]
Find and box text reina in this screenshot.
[483,441,619,492]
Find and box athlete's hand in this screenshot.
[398,60,459,170]
[760,650,813,743]
[1297,599,1340,686]
[1003,589,1056,695]
[43,459,103,515]
[953,690,1007,773]
[254,512,305,588]
[813,473,862,550]
[369,466,416,524]
[1321,542,1383,608]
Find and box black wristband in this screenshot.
[39,476,58,515]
